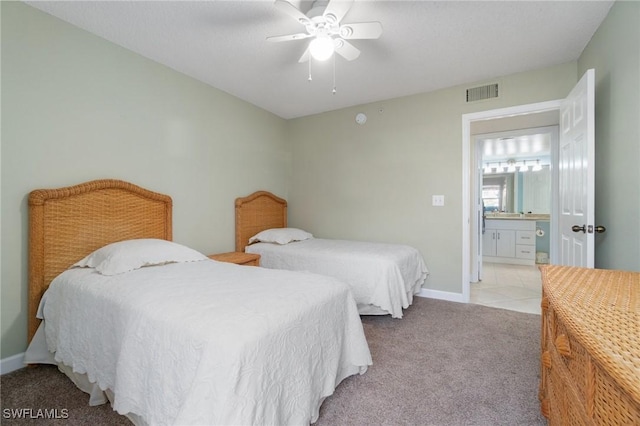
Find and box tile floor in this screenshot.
[470,262,543,315]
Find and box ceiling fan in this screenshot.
[267,0,383,63]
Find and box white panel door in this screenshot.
[558,69,595,267]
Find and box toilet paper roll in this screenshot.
[536,228,545,237]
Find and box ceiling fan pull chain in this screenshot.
[332,54,337,94]
[308,57,313,82]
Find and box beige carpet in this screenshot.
[1,297,546,425]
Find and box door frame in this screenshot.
[472,125,559,281]
[461,100,561,302]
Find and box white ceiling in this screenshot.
[25,0,614,119]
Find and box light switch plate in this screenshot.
[432,195,445,206]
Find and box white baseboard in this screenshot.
[417,288,466,303]
[1,352,25,375]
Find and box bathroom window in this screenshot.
[483,174,512,212]
[483,185,503,212]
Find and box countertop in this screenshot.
[485,214,550,221]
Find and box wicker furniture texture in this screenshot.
[539,265,640,425]
[208,252,261,266]
[28,179,173,342]
[235,191,287,252]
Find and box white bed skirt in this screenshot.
[24,323,145,426]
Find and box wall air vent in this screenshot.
[466,83,499,102]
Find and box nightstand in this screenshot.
[208,252,261,267]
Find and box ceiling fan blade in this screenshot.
[323,0,354,25]
[298,46,310,63]
[335,39,360,61]
[267,33,312,42]
[340,22,383,39]
[274,0,311,25]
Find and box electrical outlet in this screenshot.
[432,195,445,206]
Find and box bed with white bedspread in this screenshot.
[24,179,372,426]
[246,236,428,318]
[235,191,429,319]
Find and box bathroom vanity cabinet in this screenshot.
[483,218,536,265]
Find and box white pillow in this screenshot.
[73,238,208,275]
[248,228,313,245]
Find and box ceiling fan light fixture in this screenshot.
[309,35,335,61]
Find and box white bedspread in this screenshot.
[39,260,371,425]
[246,239,429,318]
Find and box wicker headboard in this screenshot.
[28,179,172,342]
[235,191,287,252]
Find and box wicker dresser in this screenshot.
[539,265,640,425]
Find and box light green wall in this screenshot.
[1,3,289,358]
[3,1,636,362]
[578,0,640,271]
[287,63,577,294]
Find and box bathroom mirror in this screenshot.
[482,166,551,214]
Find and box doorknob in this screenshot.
[572,225,586,233]
[594,225,606,233]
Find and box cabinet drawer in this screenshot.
[516,230,536,245]
[515,244,535,259]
